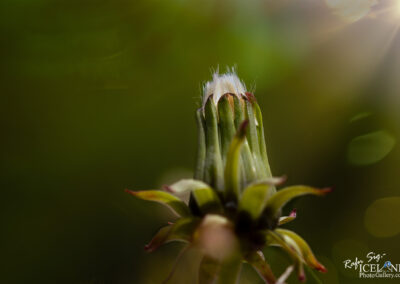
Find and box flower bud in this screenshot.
[195,72,274,196]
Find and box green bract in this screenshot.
[127,72,329,283]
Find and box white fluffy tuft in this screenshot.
[203,70,247,106]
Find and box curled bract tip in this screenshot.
[125,189,135,195]
[298,273,306,282]
[321,187,333,194]
[316,263,327,273]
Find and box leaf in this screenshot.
[239,183,273,219]
[246,251,276,284]
[275,229,327,273]
[263,186,331,218]
[224,120,249,201]
[145,217,200,252]
[125,189,191,217]
[278,209,297,225]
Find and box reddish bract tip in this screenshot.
[244,92,256,103]
[125,189,136,196]
[316,263,327,273]
[321,187,333,194]
[167,221,174,225]
[298,273,306,282]
[289,208,297,217]
[144,244,151,252]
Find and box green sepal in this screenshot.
[254,102,273,178]
[125,189,190,217]
[275,229,327,273]
[192,187,223,215]
[266,230,301,260]
[224,120,249,202]
[239,183,273,220]
[278,208,297,225]
[263,186,331,219]
[166,179,222,215]
[266,230,306,281]
[233,95,244,129]
[244,98,267,179]
[245,251,276,284]
[144,225,171,253]
[204,96,224,191]
[218,94,236,163]
[233,95,256,187]
[167,179,210,195]
[195,108,207,180]
[145,217,200,252]
[278,216,296,226]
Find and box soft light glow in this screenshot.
[396,0,400,16]
[325,0,378,22]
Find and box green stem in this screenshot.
[216,257,242,284]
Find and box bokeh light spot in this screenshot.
[364,197,400,238]
[347,130,396,166]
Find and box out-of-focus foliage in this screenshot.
[1,0,400,283]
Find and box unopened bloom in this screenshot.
[127,71,330,283]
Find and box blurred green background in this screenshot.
[1,0,400,283]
